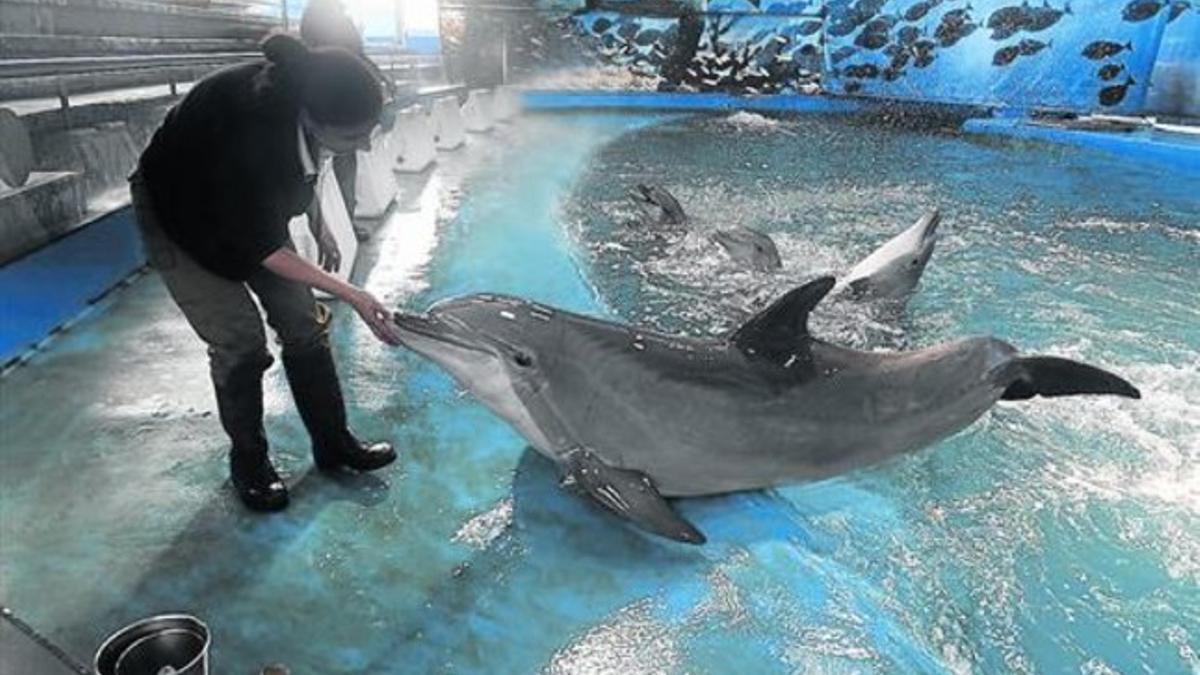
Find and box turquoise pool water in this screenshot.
[0,110,1195,673]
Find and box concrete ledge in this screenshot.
[0,171,86,262]
[519,90,868,113]
[963,117,1200,176]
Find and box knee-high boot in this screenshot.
[213,356,288,511]
[282,345,396,472]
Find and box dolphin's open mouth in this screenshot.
[392,311,491,355]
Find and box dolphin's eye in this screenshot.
[513,352,534,368]
[910,258,920,267]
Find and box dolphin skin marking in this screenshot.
[394,277,1140,544]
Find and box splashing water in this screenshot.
[562,112,1200,672]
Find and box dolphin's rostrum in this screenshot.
[394,277,1139,544]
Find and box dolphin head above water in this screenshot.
[393,277,1139,545]
[839,209,941,300]
[710,227,783,272]
[392,295,564,452]
[628,183,688,226]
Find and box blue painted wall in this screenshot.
[0,208,145,366]
[1146,0,1200,115]
[821,0,1171,113]
[446,0,1198,114]
[568,11,825,94]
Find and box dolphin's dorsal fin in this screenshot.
[730,276,835,362]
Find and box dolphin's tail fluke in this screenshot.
[1001,356,1141,400]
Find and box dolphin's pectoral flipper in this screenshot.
[847,277,872,299]
[730,275,836,365]
[563,449,706,545]
[1002,356,1141,400]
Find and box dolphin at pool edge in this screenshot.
[630,183,940,300]
[392,277,1140,545]
[628,183,784,271]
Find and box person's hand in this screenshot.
[317,223,341,273]
[349,289,401,345]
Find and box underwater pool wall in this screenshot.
[443,0,1197,116]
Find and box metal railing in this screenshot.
[126,0,287,19]
[0,1,446,108]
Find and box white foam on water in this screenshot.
[1016,358,1199,516]
[556,114,1199,671]
[717,111,788,133]
[1058,216,1200,244]
[518,66,661,92]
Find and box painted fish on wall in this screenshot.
[448,0,1188,114]
[566,10,823,94]
[820,0,1170,114]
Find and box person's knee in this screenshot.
[208,344,273,387]
[276,301,332,355]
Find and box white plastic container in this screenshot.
[462,89,494,133]
[392,105,438,173]
[431,96,467,150]
[288,157,358,298]
[354,127,399,218]
[492,85,521,121]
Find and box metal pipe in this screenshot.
[0,52,260,79]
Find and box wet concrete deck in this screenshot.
[1,114,728,673]
[0,123,509,671]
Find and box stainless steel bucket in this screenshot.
[93,614,210,675]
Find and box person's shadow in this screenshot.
[61,468,390,660]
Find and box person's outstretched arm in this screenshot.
[262,247,400,345]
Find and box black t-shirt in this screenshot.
[137,62,314,281]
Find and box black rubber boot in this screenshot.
[282,345,396,472]
[213,357,288,512]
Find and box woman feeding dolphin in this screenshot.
[131,33,401,512]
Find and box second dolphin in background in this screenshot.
[630,182,941,304]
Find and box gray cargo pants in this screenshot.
[130,177,330,388]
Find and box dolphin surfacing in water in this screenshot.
[710,227,783,272]
[837,209,941,301]
[394,277,1139,544]
[629,183,939,290]
[629,183,782,271]
[629,183,687,226]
